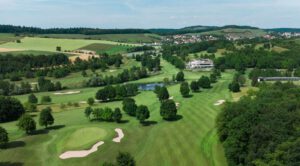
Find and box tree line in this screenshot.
[217,82,300,166]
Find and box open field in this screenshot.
[0,37,139,52]
[0,59,233,166]
[36,33,161,43]
[79,43,132,55]
[0,50,65,55]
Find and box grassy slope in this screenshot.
[0,37,139,52]
[0,59,231,166]
[35,33,161,43]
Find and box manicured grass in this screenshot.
[79,43,132,55]
[0,33,22,44]
[0,37,139,52]
[35,33,161,43]
[62,127,109,151]
[0,60,232,166]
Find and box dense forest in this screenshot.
[0,25,150,35]
[217,82,300,166]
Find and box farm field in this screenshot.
[1,59,233,166]
[79,43,132,55]
[0,37,139,52]
[36,33,162,43]
[0,33,22,45]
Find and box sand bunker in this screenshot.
[214,100,225,106]
[169,96,174,100]
[54,91,81,95]
[109,70,116,73]
[113,128,124,143]
[176,102,180,108]
[59,141,104,159]
[0,48,24,52]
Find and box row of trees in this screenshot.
[85,107,122,123]
[217,82,300,166]
[86,67,148,87]
[95,84,139,102]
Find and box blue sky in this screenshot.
[0,0,299,28]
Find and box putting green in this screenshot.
[62,127,108,151]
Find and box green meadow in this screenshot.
[0,37,139,52]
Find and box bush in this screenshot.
[41,96,52,104]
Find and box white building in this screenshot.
[186,59,214,70]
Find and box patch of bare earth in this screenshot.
[0,48,24,52]
[69,53,99,62]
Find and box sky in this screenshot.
[0,0,299,29]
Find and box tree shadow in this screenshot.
[31,129,49,135]
[183,94,193,98]
[0,162,23,166]
[142,120,157,126]
[47,125,66,130]
[1,141,25,149]
[166,115,183,122]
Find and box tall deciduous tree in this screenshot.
[116,152,135,166]
[113,108,122,123]
[160,100,177,120]
[176,71,185,82]
[190,81,199,92]
[136,105,150,123]
[28,93,38,104]
[180,82,190,97]
[17,114,36,134]
[39,107,54,128]
[122,98,137,116]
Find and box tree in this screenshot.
[210,74,217,83]
[229,81,240,93]
[84,107,93,120]
[113,108,122,123]
[96,86,116,102]
[17,114,36,134]
[122,98,137,116]
[81,70,87,77]
[41,96,52,104]
[157,86,169,102]
[56,46,61,51]
[176,71,185,82]
[0,96,25,123]
[0,126,8,148]
[180,82,190,97]
[160,100,177,120]
[24,102,38,112]
[39,107,54,128]
[28,93,38,104]
[190,81,199,92]
[198,76,211,89]
[136,105,150,123]
[87,97,95,106]
[116,85,127,98]
[116,152,135,166]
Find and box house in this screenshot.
[186,59,214,70]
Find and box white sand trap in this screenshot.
[59,141,104,159]
[176,102,180,108]
[214,100,225,106]
[109,70,116,73]
[54,91,81,95]
[79,101,87,104]
[113,128,124,143]
[169,96,174,100]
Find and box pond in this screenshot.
[138,83,164,91]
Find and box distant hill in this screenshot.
[266,28,300,33]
